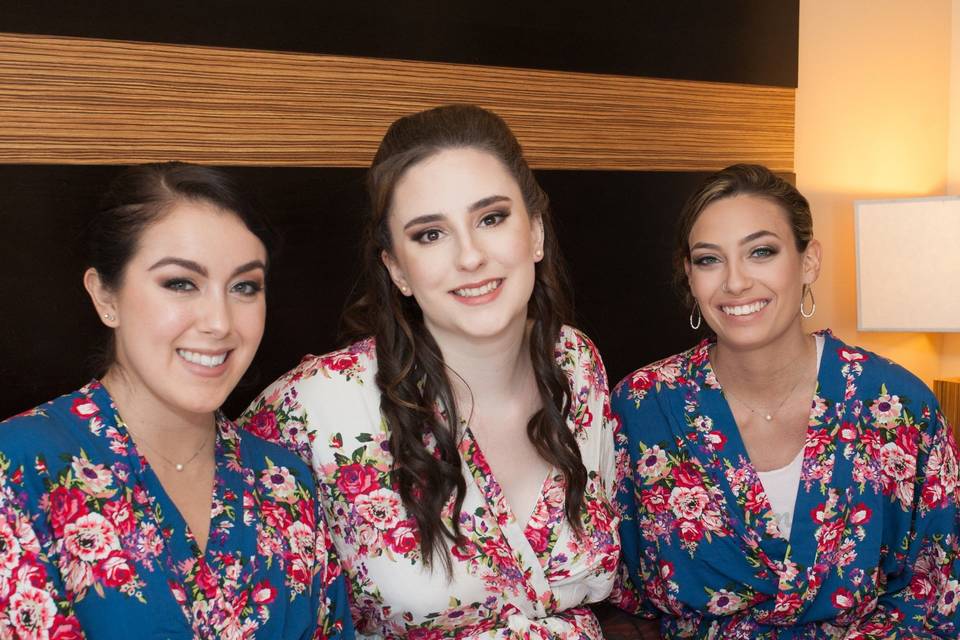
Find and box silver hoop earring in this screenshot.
[800,284,816,319]
[689,302,702,330]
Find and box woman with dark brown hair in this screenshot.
[611,164,960,638]
[0,163,352,639]
[240,105,619,637]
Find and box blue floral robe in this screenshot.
[0,381,353,639]
[611,331,960,639]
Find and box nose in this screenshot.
[724,261,753,296]
[455,231,487,272]
[198,291,232,337]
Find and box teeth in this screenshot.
[177,349,227,367]
[721,300,769,316]
[454,280,501,298]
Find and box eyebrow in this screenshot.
[148,257,266,278]
[690,230,781,251]
[402,195,512,231]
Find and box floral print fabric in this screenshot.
[0,381,353,639]
[239,326,620,639]
[611,330,960,638]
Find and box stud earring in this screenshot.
[103,313,115,322]
[400,285,410,295]
[534,248,543,259]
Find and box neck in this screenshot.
[427,318,535,413]
[101,368,216,457]
[713,324,814,390]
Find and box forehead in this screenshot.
[391,147,523,218]
[132,199,266,263]
[690,194,792,240]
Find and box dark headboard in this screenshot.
[0,2,798,418]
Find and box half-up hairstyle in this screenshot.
[341,104,585,569]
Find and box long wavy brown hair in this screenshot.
[341,104,585,568]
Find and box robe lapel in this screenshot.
[459,428,557,618]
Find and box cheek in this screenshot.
[236,302,267,344]
[119,291,193,343]
[399,250,448,290]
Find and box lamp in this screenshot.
[855,196,960,435]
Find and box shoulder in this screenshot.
[225,417,316,484]
[284,338,379,390]
[0,383,105,452]
[612,340,708,407]
[825,331,933,400]
[248,339,379,413]
[555,325,608,388]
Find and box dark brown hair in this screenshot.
[341,104,584,568]
[673,163,813,307]
[86,162,276,371]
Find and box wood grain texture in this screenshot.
[0,33,794,171]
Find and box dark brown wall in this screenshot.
[0,2,799,418]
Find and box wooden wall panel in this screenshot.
[0,33,794,172]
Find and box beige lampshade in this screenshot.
[855,196,960,332]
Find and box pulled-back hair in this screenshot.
[341,104,584,568]
[673,163,813,307]
[86,162,275,371]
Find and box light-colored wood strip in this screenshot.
[0,33,794,171]
[934,378,960,443]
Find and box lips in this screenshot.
[176,349,229,368]
[451,278,502,298]
[720,299,769,317]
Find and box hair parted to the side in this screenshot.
[673,163,813,309]
[85,161,276,373]
[341,104,585,569]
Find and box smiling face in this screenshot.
[86,199,267,418]
[685,194,821,351]
[381,147,544,345]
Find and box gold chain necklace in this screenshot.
[713,351,810,422]
[130,428,211,472]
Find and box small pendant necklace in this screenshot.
[713,350,810,422]
[130,428,211,472]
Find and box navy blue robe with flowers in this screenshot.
[0,381,353,639]
[610,331,960,639]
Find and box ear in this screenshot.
[801,239,822,285]
[380,250,413,296]
[84,268,119,327]
[531,213,545,262]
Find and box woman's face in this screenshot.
[381,147,544,345]
[685,194,821,351]
[88,200,267,417]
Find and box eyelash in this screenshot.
[751,246,778,258]
[232,281,263,296]
[411,210,510,245]
[413,228,443,244]
[691,246,779,267]
[163,278,196,292]
[162,278,263,296]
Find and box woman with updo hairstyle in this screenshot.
[0,162,352,639]
[611,164,960,637]
[241,105,619,637]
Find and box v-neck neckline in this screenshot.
[117,414,223,560]
[696,332,833,556]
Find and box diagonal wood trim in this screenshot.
[0,33,794,171]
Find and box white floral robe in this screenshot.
[239,326,620,639]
